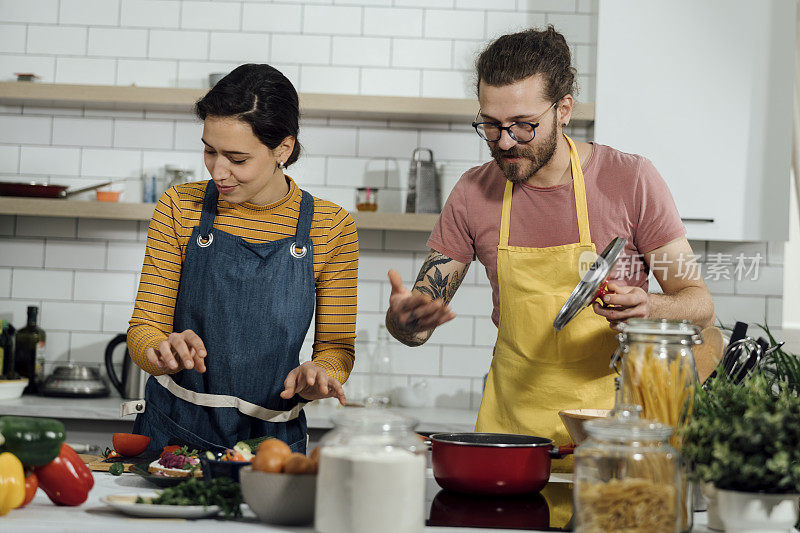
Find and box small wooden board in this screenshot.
[79,453,139,473]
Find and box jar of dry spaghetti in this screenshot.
[613,318,701,532]
[574,406,681,533]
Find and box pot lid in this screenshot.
[584,404,673,442]
[553,237,627,331]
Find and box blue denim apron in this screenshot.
[133,181,315,454]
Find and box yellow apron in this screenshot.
[475,134,617,473]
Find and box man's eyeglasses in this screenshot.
[472,102,558,143]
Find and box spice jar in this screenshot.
[315,410,427,533]
[355,187,379,211]
[613,318,701,532]
[574,405,681,533]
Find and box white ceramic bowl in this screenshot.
[0,378,28,400]
[239,466,316,526]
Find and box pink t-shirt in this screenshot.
[427,142,686,326]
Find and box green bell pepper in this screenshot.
[0,416,66,467]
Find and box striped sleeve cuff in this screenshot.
[312,349,354,385]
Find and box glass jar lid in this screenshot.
[618,318,702,344]
[330,408,418,433]
[584,404,673,442]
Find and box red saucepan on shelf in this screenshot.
[427,432,575,495]
[0,181,112,199]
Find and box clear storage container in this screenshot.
[314,410,427,533]
[574,406,681,533]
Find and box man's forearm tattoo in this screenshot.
[415,252,464,304]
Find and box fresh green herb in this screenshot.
[108,462,124,476]
[137,478,243,518]
[682,372,800,494]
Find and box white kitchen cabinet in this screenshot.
[595,0,795,241]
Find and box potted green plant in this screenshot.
[682,372,800,532]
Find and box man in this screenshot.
[385,27,714,454]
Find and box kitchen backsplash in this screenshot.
[0,0,786,409]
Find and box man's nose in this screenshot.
[496,129,517,151]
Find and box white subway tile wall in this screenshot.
[0,1,784,409]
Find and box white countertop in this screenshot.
[0,395,478,433]
[4,467,724,533]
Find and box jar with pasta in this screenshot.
[614,318,701,532]
[574,405,681,533]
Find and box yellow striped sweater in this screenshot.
[128,177,358,385]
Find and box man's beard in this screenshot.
[491,114,559,184]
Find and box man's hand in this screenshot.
[592,281,648,331]
[280,362,346,406]
[387,269,456,333]
[146,329,207,373]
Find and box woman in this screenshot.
[127,64,358,454]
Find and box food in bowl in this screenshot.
[250,438,319,475]
[0,378,28,400]
[148,446,202,477]
[559,409,611,444]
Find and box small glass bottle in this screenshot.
[355,187,379,211]
[14,306,46,394]
[364,325,394,407]
[574,405,681,532]
[315,409,427,533]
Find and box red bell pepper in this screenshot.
[35,443,94,506]
[19,471,38,508]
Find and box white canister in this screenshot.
[314,410,426,533]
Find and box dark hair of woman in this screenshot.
[195,63,302,167]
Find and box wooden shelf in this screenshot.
[0,82,595,123]
[0,197,438,231]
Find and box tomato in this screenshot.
[159,445,181,458]
[112,433,151,457]
[19,471,38,508]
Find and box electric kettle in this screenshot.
[104,334,147,399]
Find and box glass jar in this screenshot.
[364,325,394,407]
[613,318,701,532]
[356,187,379,211]
[314,410,427,533]
[574,406,681,533]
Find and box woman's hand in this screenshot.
[146,329,207,373]
[592,281,649,331]
[280,362,346,406]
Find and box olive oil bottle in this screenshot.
[14,306,46,394]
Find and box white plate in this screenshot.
[101,494,221,518]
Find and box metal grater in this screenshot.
[406,148,441,214]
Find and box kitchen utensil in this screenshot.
[105,333,146,399]
[405,148,441,214]
[0,378,27,399]
[558,409,611,445]
[240,466,316,526]
[40,363,110,397]
[428,432,574,495]
[554,237,627,331]
[0,180,112,198]
[694,326,725,383]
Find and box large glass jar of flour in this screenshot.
[315,410,427,533]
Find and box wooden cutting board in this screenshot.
[78,453,142,473]
[695,326,725,383]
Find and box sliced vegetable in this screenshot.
[112,433,151,457]
[0,452,25,515]
[103,447,122,461]
[20,471,38,508]
[35,443,94,506]
[0,416,66,467]
[108,462,124,476]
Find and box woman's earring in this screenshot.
[279,161,286,170]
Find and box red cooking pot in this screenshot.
[428,432,574,495]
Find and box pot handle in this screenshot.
[549,443,576,459]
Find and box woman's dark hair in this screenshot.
[195,64,301,167]
[476,25,577,103]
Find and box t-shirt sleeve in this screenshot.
[633,157,687,254]
[426,175,476,264]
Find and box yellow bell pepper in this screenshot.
[0,452,25,516]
